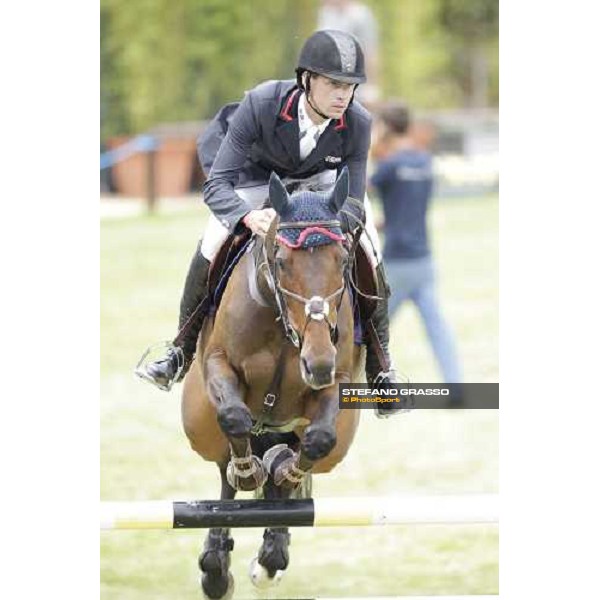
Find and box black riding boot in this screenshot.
[365,263,395,385]
[365,264,406,418]
[142,240,211,391]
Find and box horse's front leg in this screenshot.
[205,348,267,491]
[264,388,339,491]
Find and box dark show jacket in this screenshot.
[198,79,372,234]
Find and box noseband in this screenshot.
[260,216,350,349]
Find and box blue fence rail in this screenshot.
[101,134,161,209]
[100,134,159,171]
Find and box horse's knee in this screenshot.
[217,403,253,438]
[311,409,359,473]
[301,426,336,461]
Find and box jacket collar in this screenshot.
[278,87,348,131]
[279,88,301,122]
[275,89,301,164]
[276,87,347,168]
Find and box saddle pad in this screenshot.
[210,237,254,316]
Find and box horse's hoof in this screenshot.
[248,556,283,589]
[200,571,234,600]
[226,455,268,491]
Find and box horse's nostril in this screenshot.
[301,357,312,377]
[314,365,333,379]
[305,361,334,383]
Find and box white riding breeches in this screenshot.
[200,172,381,266]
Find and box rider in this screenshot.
[139,30,398,393]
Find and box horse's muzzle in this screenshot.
[300,356,335,390]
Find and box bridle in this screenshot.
[248,202,373,432]
[259,216,351,350]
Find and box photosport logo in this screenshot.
[338,383,499,410]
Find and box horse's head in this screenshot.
[265,168,351,390]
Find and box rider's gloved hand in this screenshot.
[242,208,276,237]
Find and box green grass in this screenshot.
[100,194,498,598]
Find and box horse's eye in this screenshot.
[275,257,285,271]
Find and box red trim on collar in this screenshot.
[279,89,300,122]
[280,89,347,130]
[334,113,347,131]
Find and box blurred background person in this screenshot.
[317,0,380,106]
[370,101,463,386]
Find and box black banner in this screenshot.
[338,383,499,409]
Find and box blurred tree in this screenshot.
[368,0,498,109]
[100,0,498,139]
[372,0,459,108]
[100,0,317,139]
[100,5,131,140]
[439,0,499,107]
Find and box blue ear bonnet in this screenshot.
[276,191,344,249]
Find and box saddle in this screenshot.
[207,231,380,344]
[351,241,379,323]
[207,230,253,313]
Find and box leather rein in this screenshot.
[260,216,351,349]
[250,215,351,434]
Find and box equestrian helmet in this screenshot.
[297,30,366,84]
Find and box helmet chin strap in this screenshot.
[306,92,332,121]
[303,71,333,121]
[302,71,358,121]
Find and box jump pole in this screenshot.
[101,494,498,531]
[318,597,497,600]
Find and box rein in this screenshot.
[339,207,386,303]
[261,215,350,349]
[250,214,350,434]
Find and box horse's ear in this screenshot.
[269,172,291,215]
[329,166,349,214]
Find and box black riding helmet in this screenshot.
[296,30,367,84]
[296,30,366,119]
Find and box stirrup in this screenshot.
[134,341,185,392]
[371,366,409,386]
[373,369,414,419]
[372,369,396,387]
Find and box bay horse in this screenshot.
[182,168,364,599]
